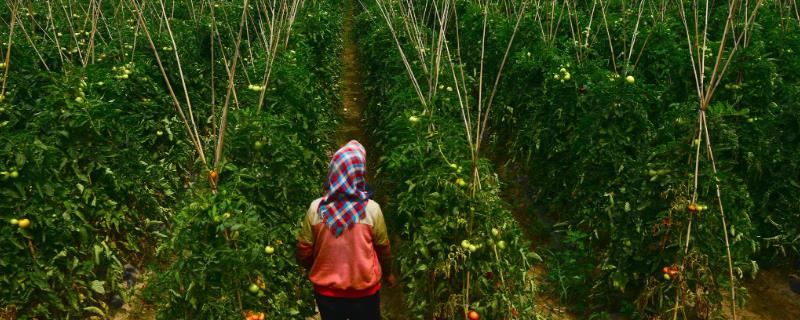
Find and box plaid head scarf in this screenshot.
[319,140,369,237]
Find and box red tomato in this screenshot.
[468,310,480,320]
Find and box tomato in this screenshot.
[461,240,471,250]
[491,228,500,237]
[663,273,671,281]
[409,116,420,123]
[626,75,635,84]
[456,178,466,187]
[18,218,30,229]
[662,266,670,274]
[248,283,260,294]
[669,270,679,277]
[209,170,219,183]
[468,245,477,252]
[9,171,18,179]
[563,73,571,81]
[254,141,264,150]
[264,246,275,254]
[468,310,480,320]
[687,203,698,213]
[9,218,18,225]
[497,240,506,250]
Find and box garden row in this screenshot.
[487,3,800,318]
[0,1,343,319]
[357,0,800,319]
[357,3,540,319]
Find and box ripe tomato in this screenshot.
[209,170,219,183]
[662,266,670,274]
[687,203,698,213]
[17,218,30,229]
[468,310,480,320]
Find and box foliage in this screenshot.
[358,4,541,319]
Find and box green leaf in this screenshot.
[83,306,106,317]
[90,280,106,294]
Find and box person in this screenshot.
[296,140,395,320]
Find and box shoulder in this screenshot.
[305,198,324,224]
[366,200,382,213]
[309,198,324,212]
[361,200,383,226]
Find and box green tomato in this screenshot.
[249,283,260,294]
[491,228,500,237]
[10,218,18,225]
[663,273,671,281]
[9,171,18,179]
[461,240,471,250]
[497,241,506,250]
[468,245,477,252]
[264,246,275,254]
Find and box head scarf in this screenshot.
[319,140,369,237]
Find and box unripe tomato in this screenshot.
[248,283,260,294]
[663,273,671,281]
[461,240,471,250]
[491,228,500,237]
[10,218,18,225]
[626,75,635,84]
[17,218,30,229]
[9,171,18,178]
[497,241,506,250]
[264,246,275,254]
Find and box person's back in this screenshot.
[296,140,394,320]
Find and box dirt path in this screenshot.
[336,1,408,319]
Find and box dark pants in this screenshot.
[314,291,381,320]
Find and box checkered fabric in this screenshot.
[319,140,369,237]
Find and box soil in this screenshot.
[335,0,408,319]
[725,268,800,320]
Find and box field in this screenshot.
[1,0,799,319]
